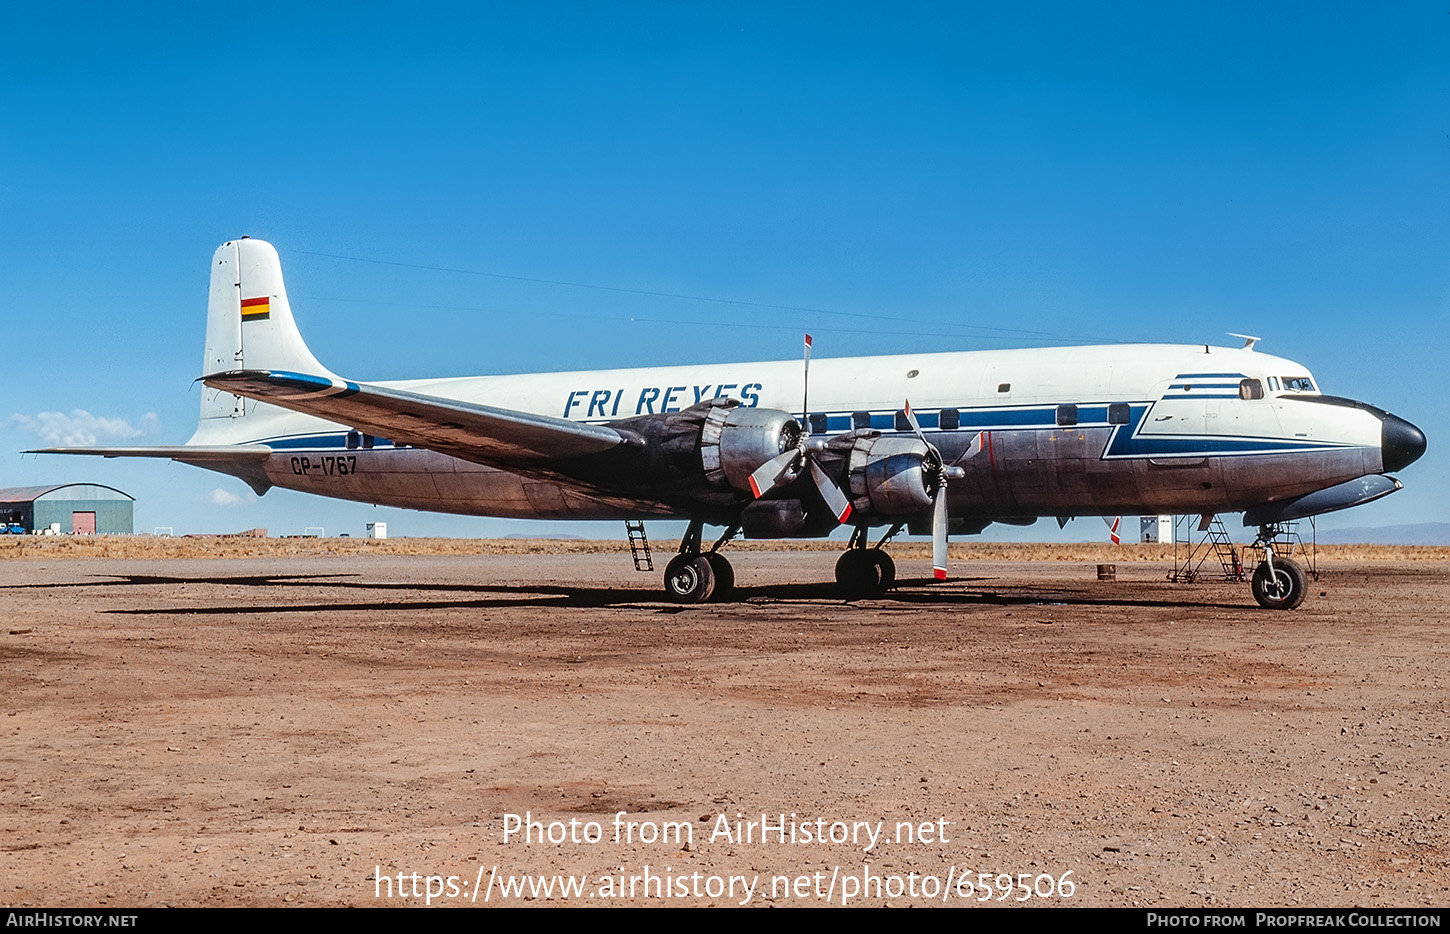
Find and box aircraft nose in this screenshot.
[1382,413,1427,472]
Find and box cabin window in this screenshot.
[997,383,1011,393]
[852,411,871,430]
[1281,376,1315,392]
[1238,379,1264,400]
[1056,404,1078,427]
[361,434,375,449]
[939,408,960,431]
[894,410,911,432]
[808,413,828,434]
[346,431,360,450]
[1108,403,1130,425]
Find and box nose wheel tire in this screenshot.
[1251,558,1307,610]
[664,555,716,604]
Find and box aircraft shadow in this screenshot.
[0,571,1253,614]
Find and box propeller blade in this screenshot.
[801,333,813,431]
[809,457,853,524]
[1103,515,1122,545]
[905,398,954,580]
[903,398,925,441]
[960,431,983,461]
[748,449,802,499]
[932,488,949,580]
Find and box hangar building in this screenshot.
[0,484,135,534]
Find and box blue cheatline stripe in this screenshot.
[1175,372,1247,379]
[245,398,1359,460]
[260,435,351,450]
[792,404,1123,432]
[252,433,397,450]
[1165,393,1241,399]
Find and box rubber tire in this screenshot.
[664,554,716,604]
[835,550,886,599]
[869,550,896,592]
[1251,558,1307,610]
[704,553,735,602]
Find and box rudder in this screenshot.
[201,237,334,420]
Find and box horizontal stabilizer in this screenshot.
[202,370,630,467]
[27,445,273,460]
[29,444,277,496]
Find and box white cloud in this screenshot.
[8,409,159,446]
[207,488,252,507]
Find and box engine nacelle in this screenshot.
[843,434,939,519]
[700,403,801,494]
[599,400,800,508]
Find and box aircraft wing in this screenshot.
[201,369,632,467]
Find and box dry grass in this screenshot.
[0,535,1445,563]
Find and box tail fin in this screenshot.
[201,238,334,420]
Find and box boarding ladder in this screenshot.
[625,521,654,572]
[1205,517,1245,581]
[1170,515,1245,582]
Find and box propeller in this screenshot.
[745,443,853,523]
[746,334,853,523]
[903,401,971,581]
[1103,515,1122,545]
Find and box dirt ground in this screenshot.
[1,543,1446,907]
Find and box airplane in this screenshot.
[34,237,1426,610]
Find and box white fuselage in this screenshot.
[187,343,1386,525]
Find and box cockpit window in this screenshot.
[1280,376,1315,392]
[1238,378,1264,400]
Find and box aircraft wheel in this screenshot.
[835,550,886,599]
[705,553,735,602]
[1251,558,1307,610]
[664,554,716,604]
[869,549,896,592]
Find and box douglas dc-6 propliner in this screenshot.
[37,238,1426,608]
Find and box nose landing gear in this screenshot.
[1250,524,1308,610]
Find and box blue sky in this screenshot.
[3,2,1446,540]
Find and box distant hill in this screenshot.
[1313,523,1450,545]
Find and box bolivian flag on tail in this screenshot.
[241,296,271,321]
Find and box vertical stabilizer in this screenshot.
[201,238,334,420]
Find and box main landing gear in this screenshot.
[661,521,907,603]
[833,525,900,599]
[661,522,904,603]
[663,520,737,604]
